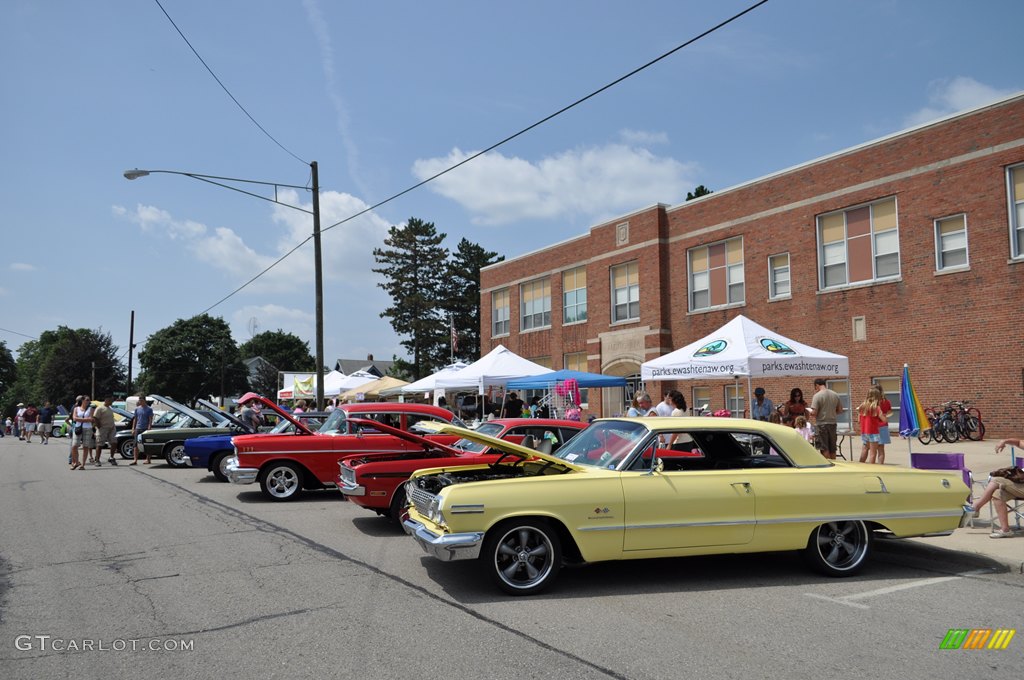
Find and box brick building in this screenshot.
[478,93,1024,437]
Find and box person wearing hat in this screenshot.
[750,387,774,421]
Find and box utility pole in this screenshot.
[91,361,96,397]
[311,161,325,411]
[127,310,135,396]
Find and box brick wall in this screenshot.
[479,96,1024,436]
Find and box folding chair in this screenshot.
[910,453,975,522]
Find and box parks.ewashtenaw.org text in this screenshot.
[648,361,841,378]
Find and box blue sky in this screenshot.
[1,0,1021,372]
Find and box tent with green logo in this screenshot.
[640,314,848,405]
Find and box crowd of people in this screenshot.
[626,378,904,463]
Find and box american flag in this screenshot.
[450,316,458,353]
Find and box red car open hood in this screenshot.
[237,392,316,435]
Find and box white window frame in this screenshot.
[692,387,710,415]
[562,267,587,324]
[610,262,640,323]
[688,237,745,312]
[872,376,900,429]
[520,279,551,331]
[768,252,791,300]
[1007,164,1024,259]
[724,384,745,419]
[934,213,969,271]
[817,197,900,290]
[492,288,510,337]
[826,379,853,431]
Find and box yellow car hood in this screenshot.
[413,421,584,471]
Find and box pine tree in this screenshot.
[372,218,450,380]
[443,238,503,362]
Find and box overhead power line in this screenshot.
[195,0,770,312]
[152,0,309,167]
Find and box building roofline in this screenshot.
[482,91,1024,269]
[482,203,669,272]
[667,90,1024,215]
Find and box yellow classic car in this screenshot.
[404,417,970,595]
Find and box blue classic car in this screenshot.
[186,394,327,481]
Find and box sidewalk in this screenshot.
[859,435,1024,572]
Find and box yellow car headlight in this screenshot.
[428,494,445,524]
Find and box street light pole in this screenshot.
[124,165,325,408]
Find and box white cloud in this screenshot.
[113,189,392,293]
[412,144,699,225]
[904,77,1018,128]
[619,129,669,145]
[10,263,35,271]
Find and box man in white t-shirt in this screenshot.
[655,394,674,418]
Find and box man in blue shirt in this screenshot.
[129,398,155,465]
[751,387,774,421]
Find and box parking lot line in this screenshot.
[806,569,992,609]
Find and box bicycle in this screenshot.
[951,400,985,441]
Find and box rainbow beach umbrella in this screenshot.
[898,363,929,438]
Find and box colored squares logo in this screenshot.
[940,628,1016,650]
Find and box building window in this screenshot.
[520,279,551,331]
[610,262,640,323]
[692,387,710,415]
[564,352,587,372]
[689,237,744,311]
[724,384,745,418]
[492,288,510,336]
[826,379,852,431]
[873,376,900,429]
[1010,164,1024,258]
[934,214,968,270]
[562,267,587,324]
[768,253,790,299]
[817,196,900,289]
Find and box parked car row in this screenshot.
[133,393,972,596]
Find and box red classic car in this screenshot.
[338,418,587,521]
[226,402,464,501]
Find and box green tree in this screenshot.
[0,339,18,416]
[442,238,503,362]
[138,314,247,403]
[686,184,713,201]
[239,330,315,396]
[372,217,450,380]
[6,328,125,409]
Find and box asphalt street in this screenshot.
[1,435,1022,679]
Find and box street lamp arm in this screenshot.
[123,161,326,410]
[123,168,314,215]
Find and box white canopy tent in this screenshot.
[641,315,848,415]
[376,361,470,402]
[435,345,553,393]
[277,370,375,400]
[331,370,378,395]
[642,315,848,381]
[396,361,470,394]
